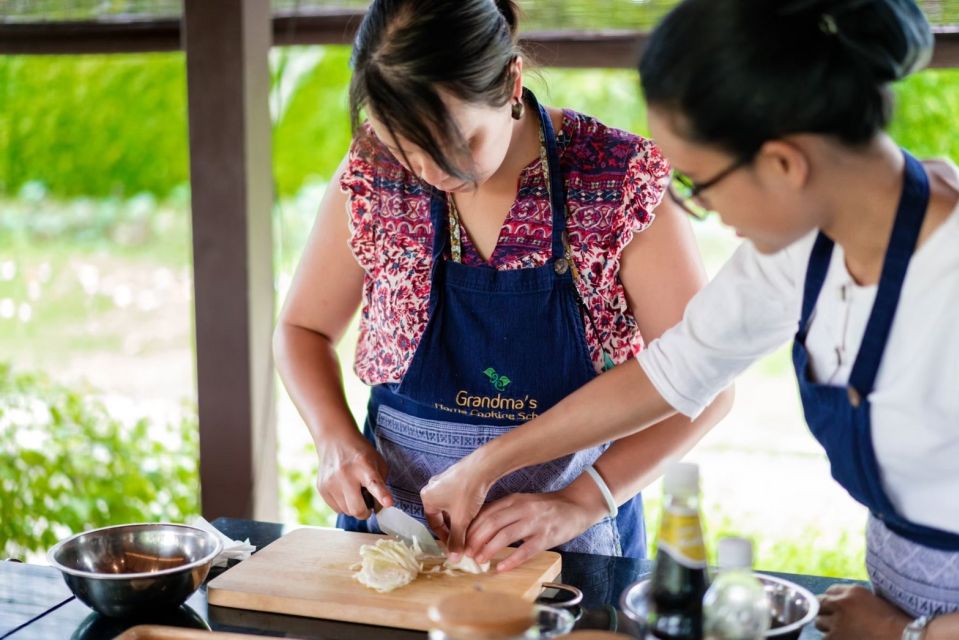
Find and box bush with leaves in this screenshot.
[0,363,200,559]
[2,49,956,201]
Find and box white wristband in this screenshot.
[583,464,618,519]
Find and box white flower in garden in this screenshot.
[0,298,15,319]
[153,267,174,290]
[137,290,158,311]
[112,285,132,308]
[0,260,16,281]
[78,264,99,295]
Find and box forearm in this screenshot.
[869,609,959,640]
[592,386,733,505]
[477,358,676,486]
[273,322,360,450]
[927,613,959,640]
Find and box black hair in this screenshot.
[349,0,523,182]
[639,0,933,158]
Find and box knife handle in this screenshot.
[360,487,383,514]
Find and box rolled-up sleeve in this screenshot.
[637,235,813,417]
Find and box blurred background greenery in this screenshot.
[1,39,957,579]
[2,49,957,201]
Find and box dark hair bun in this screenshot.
[494,0,520,35]
[781,0,932,82]
[639,0,933,157]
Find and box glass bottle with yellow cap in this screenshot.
[648,462,709,640]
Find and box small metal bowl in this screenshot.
[620,573,819,640]
[47,523,223,618]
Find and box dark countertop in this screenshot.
[1,517,863,640]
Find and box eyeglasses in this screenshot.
[668,156,752,220]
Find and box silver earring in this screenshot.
[511,98,524,120]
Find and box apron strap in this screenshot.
[847,151,930,397]
[524,88,569,262]
[429,190,449,263]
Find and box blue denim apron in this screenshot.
[338,90,646,557]
[793,151,959,611]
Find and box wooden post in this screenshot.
[182,0,278,520]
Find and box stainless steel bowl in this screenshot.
[47,523,223,618]
[619,573,819,640]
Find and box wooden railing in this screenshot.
[3,9,958,67]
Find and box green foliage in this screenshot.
[0,364,200,559]
[0,188,191,259]
[272,47,353,196]
[0,53,189,198]
[703,507,868,581]
[0,192,193,361]
[1,50,956,201]
[890,69,959,162]
[279,444,335,528]
[644,493,869,581]
[527,67,650,136]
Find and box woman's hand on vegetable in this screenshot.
[420,454,492,557]
[316,434,393,519]
[463,478,607,573]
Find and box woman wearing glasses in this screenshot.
[421,0,959,637]
[275,0,730,562]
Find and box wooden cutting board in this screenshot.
[207,528,562,631]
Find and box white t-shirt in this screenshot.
[637,197,959,534]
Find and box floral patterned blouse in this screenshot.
[341,109,671,385]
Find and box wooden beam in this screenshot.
[272,9,363,46]
[0,18,181,54]
[3,14,957,70]
[183,0,277,521]
[931,27,959,68]
[520,30,648,69]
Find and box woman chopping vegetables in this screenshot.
[274,0,730,560]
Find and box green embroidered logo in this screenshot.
[483,367,511,391]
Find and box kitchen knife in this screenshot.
[362,488,445,558]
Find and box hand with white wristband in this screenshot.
[448,464,620,574]
[583,464,619,519]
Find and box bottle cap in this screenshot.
[663,461,699,495]
[717,537,754,570]
[427,590,534,639]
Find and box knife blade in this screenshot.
[362,489,445,558]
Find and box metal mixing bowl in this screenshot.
[619,573,819,640]
[47,523,223,618]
